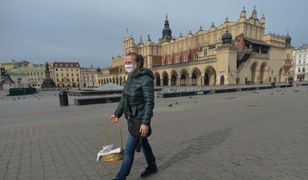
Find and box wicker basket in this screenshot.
[101,150,124,163]
[100,125,124,163]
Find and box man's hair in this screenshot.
[126,52,144,69]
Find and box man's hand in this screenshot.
[110,115,119,124]
[139,124,149,137]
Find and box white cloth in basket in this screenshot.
[96,144,123,161]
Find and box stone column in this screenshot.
[255,68,261,84]
[175,77,181,86]
[168,78,172,86]
[188,75,192,86]
[177,76,182,86]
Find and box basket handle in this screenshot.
[104,123,123,148]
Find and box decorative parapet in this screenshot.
[151,58,216,70]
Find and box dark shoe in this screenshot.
[140,167,158,178]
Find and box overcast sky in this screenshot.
[0,0,307,67]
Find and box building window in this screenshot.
[67,73,69,76]
[77,78,79,82]
[71,73,73,76]
[56,69,58,71]
[303,68,305,72]
[298,68,301,72]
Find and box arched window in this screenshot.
[220,75,225,85]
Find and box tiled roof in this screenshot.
[244,38,270,47]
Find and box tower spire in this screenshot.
[240,5,247,20]
[161,14,173,42]
[260,14,265,25]
[252,5,257,19]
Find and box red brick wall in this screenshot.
[235,34,246,52]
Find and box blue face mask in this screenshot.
[125,64,137,73]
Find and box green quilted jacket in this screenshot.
[114,68,155,125]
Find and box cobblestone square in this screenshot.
[1,87,308,180]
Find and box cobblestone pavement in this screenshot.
[0,87,308,180]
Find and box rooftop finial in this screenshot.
[147,34,151,41]
[125,28,130,38]
[225,16,229,23]
[260,14,265,24]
